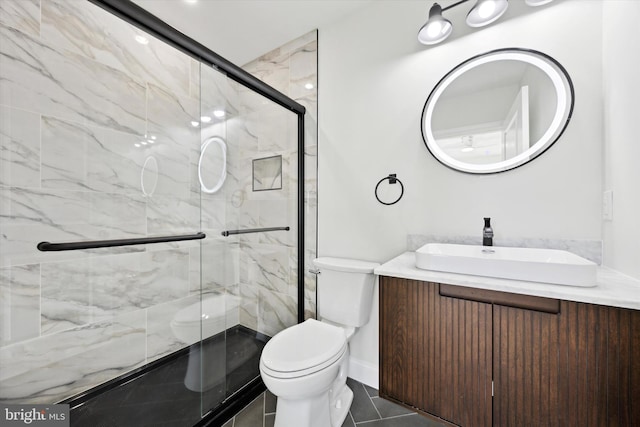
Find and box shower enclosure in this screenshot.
[0,0,309,425]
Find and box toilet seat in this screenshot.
[261,319,347,379]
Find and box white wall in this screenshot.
[318,0,605,387]
[602,1,640,280]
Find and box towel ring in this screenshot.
[375,174,404,205]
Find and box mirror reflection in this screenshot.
[199,136,227,194]
[422,48,573,174]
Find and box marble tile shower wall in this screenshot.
[0,0,239,404]
[241,30,318,329]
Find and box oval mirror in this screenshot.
[421,48,574,174]
[199,136,227,194]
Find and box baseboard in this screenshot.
[348,357,378,390]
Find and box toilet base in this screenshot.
[330,385,353,427]
[273,385,353,427]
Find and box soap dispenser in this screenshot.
[483,217,493,246]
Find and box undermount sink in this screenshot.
[415,243,597,287]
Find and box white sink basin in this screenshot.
[415,243,597,287]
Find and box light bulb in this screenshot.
[478,1,497,18]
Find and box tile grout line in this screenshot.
[355,412,418,425]
[363,383,382,420]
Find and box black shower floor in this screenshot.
[68,326,266,427]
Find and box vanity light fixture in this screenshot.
[466,0,509,28]
[418,0,551,45]
[418,3,452,45]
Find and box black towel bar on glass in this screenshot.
[37,232,206,252]
[221,227,290,237]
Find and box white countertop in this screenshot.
[375,252,640,311]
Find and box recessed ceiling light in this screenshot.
[147,139,155,144]
[140,141,147,145]
[200,116,212,123]
[134,143,141,148]
[135,35,149,45]
[213,110,225,118]
[461,147,474,153]
[150,135,156,140]
[304,83,314,90]
[184,0,198,3]
[191,121,200,127]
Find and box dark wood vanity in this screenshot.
[379,276,640,427]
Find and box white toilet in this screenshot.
[260,257,380,427]
[171,294,239,391]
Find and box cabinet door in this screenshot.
[493,301,640,426]
[493,304,561,426]
[380,277,492,426]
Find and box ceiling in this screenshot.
[132,0,373,66]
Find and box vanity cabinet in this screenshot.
[379,276,640,427]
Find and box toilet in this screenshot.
[260,257,380,427]
[171,294,239,391]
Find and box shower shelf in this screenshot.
[37,232,206,251]
[221,226,290,237]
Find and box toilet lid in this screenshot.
[261,319,347,377]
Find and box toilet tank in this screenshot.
[313,257,380,327]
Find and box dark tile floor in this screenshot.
[69,327,265,427]
[225,377,447,427]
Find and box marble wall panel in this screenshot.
[40,249,189,334]
[146,83,197,199]
[190,59,200,100]
[242,30,318,322]
[0,310,146,404]
[41,0,191,97]
[0,0,39,38]
[256,288,297,338]
[239,243,289,297]
[0,264,40,346]
[146,194,200,236]
[146,294,202,362]
[0,106,41,188]
[256,103,296,153]
[190,241,239,294]
[201,64,240,118]
[238,282,258,332]
[40,116,148,194]
[289,41,318,102]
[0,24,146,135]
[0,187,146,267]
[243,49,290,96]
